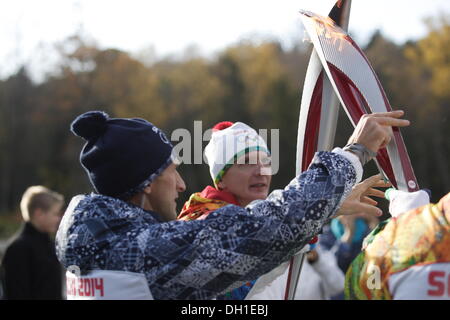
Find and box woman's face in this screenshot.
[217,151,272,207]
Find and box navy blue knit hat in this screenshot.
[71,111,174,199]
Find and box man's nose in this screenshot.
[176,170,186,192]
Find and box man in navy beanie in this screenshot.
[56,110,410,300]
[68,110,185,221]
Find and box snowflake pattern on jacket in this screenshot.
[56,151,357,299]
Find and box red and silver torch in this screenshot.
[286,0,419,300]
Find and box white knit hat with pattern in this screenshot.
[204,121,270,186]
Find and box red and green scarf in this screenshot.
[178,186,239,221]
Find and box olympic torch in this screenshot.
[286,0,419,300]
[285,0,353,300]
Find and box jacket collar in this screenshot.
[22,222,51,241]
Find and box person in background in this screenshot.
[319,213,380,299]
[1,186,64,299]
[321,213,380,272]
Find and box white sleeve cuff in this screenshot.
[332,147,363,183]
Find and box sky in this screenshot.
[1,0,450,81]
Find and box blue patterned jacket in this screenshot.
[56,151,357,299]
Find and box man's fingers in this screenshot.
[358,203,383,217]
[370,179,392,188]
[367,182,391,189]
[374,117,410,127]
[359,174,390,197]
[362,196,378,206]
[365,188,385,198]
[357,175,391,196]
[369,110,405,118]
[365,110,410,126]
[360,174,383,188]
[348,202,383,217]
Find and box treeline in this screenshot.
[0,18,449,217]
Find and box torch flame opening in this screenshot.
[309,13,349,52]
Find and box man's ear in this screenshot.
[216,180,226,190]
[143,184,152,194]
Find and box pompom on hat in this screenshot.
[212,121,234,132]
[71,111,174,199]
[204,121,270,186]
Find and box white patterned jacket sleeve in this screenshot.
[56,151,358,299]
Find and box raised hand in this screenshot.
[335,174,391,218]
[347,110,410,154]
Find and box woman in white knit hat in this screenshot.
[178,121,272,222]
